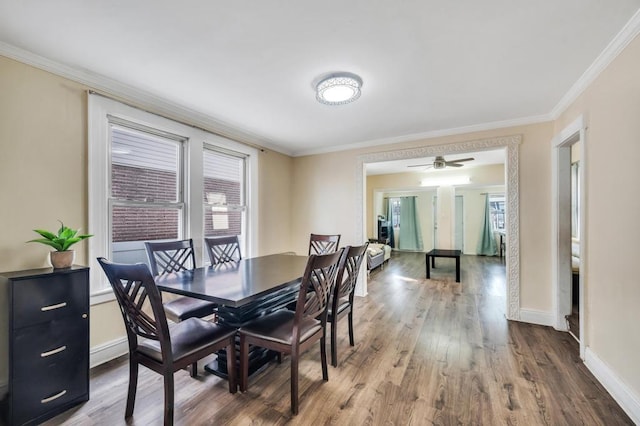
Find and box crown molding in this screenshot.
[0,41,292,156]
[292,114,550,157]
[550,8,640,119]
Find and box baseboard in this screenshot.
[517,309,555,327]
[90,336,128,368]
[585,347,640,424]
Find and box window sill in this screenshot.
[91,290,116,306]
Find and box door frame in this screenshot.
[356,135,521,320]
[551,115,587,359]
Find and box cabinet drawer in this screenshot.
[12,269,88,329]
[12,316,88,380]
[11,363,88,426]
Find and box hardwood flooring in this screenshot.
[44,252,631,425]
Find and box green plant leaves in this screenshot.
[27,238,65,251]
[27,221,93,252]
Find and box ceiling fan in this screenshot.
[408,155,475,170]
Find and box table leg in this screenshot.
[426,254,431,279]
[205,283,300,382]
[455,256,460,283]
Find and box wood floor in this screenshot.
[44,252,632,425]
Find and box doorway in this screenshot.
[551,116,586,358]
[432,195,464,251]
[356,135,522,321]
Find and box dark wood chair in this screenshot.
[329,243,368,367]
[96,258,237,426]
[144,239,218,324]
[308,233,341,255]
[204,235,242,265]
[238,249,343,415]
[145,239,219,378]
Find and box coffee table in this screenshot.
[425,249,462,282]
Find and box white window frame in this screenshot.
[88,94,259,305]
[202,145,249,265]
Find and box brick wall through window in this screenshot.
[112,164,241,242]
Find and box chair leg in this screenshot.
[239,335,249,392]
[330,319,338,368]
[320,334,329,381]
[291,351,299,415]
[125,359,138,418]
[163,371,175,426]
[226,341,237,394]
[348,310,355,346]
[190,361,198,378]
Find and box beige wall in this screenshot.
[0,56,294,377]
[555,34,640,396]
[257,149,293,255]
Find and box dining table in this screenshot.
[155,253,309,379]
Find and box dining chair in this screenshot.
[204,235,242,265]
[144,239,218,323]
[145,239,218,377]
[328,243,368,367]
[96,258,237,426]
[308,233,341,255]
[238,249,343,415]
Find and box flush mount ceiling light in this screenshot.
[316,73,363,105]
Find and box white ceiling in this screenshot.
[366,149,505,175]
[1,1,639,156]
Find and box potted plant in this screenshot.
[28,221,93,268]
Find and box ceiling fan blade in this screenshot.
[447,157,474,163]
[407,164,430,168]
[447,163,464,167]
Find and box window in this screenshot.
[89,95,258,303]
[489,194,505,231]
[390,198,401,227]
[203,147,247,259]
[110,125,185,265]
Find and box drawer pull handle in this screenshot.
[41,302,67,312]
[41,390,66,404]
[41,345,67,358]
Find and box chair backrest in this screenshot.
[205,236,242,265]
[144,239,196,276]
[293,249,343,336]
[97,258,170,355]
[308,234,341,256]
[334,243,369,303]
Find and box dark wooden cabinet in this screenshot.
[377,220,391,245]
[0,266,89,426]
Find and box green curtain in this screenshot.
[385,198,395,248]
[398,197,423,251]
[477,194,498,256]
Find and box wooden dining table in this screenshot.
[155,253,309,379]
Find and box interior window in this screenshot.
[88,94,258,302]
[489,194,506,231]
[203,147,247,261]
[110,125,185,266]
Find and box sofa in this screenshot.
[367,243,391,272]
